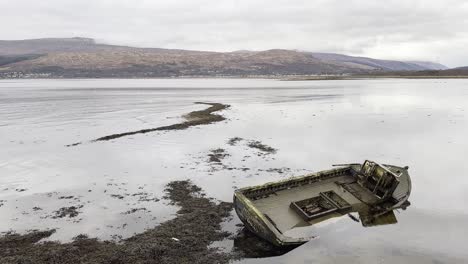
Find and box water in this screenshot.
[0,78,467,262]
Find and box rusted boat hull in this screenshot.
[233,161,412,247]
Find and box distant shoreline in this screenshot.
[1,75,468,81]
[282,75,468,81]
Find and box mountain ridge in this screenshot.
[0,37,449,78]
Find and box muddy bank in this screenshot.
[67,102,230,146]
[0,180,234,264]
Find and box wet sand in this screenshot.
[0,99,288,263]
[1,79,468,263]
[0,181,234,264]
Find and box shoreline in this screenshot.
[2,75,468,81]
[282,75,468,81]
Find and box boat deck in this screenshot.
[251,174,376,233]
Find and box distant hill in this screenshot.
[310,53,447,71]
[405,61,448,70]
[0,38,449,78]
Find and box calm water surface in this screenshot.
[0,79,467,263]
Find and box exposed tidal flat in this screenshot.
[0,78,467,263]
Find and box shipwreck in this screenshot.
[234,160,412,247]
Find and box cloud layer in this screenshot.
[2,0,467,67]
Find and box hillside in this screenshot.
[310,53,447,71]
[0,38,448,78]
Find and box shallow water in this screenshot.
[1,78,467,262]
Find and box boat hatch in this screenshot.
[290,191,351,221]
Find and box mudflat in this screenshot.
[0,181,234,264]
[1,79,468,263]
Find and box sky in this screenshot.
[1,0,468,67]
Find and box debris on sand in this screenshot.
[228,137,277,156]
[58,196,74,200]
[208,148,230,163]
[264,167,291,174]
[247,140,277,154]
[67,102,230,146]
[131,192,160,202]
[139,196,160,202]
[52,205,83,218]
[110,194,125,200]
[227,137,244,146]
[0,181,234,264]
[122,208,148,215]
[192,137,280,173]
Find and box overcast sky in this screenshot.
[1,0,467,67]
